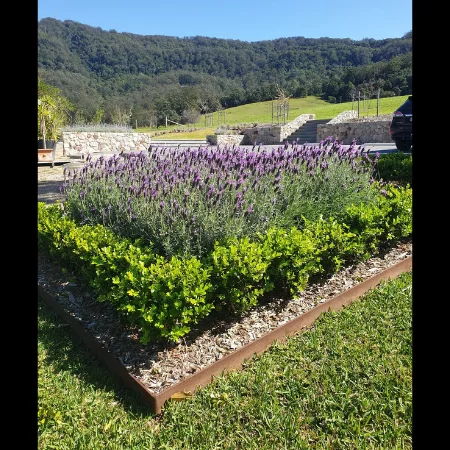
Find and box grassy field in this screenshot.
[136,95,410,140]
[38,271,412,449]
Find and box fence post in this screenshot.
[357,91,360,118]
[376,88,380,116]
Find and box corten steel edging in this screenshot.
[38,255,412,415]
[38,284,157,411]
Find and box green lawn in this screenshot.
[136,95,410,140]
[38,271,412,449]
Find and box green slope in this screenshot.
[137,95,409,140]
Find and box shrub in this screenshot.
[371,152,412,186]
[38,140,413,343]
[343,183,412,254]
[38,203,214,343]
[61,123,135,133]
[38,180,412,343]
[61,140,379,259]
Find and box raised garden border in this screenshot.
[38,255,412,415]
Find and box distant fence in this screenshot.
[204,110,228,126]
[272,100,290,125]
[329,89,385,118]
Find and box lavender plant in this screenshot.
[61,138,379,259]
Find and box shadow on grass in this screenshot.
[38,297,156,416]
[37,180,67,204]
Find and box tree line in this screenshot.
[38,18,412,127]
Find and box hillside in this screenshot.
[38,18,412,128]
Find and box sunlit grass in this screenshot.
[136,95,409,140]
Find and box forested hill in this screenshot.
[38,18,412,126]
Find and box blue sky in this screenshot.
[38,0,412,42]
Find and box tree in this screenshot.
[109,105,133,126]
[38,76,74,141]
[181,108,200,125]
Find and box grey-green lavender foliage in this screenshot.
[62,139,379,258]
[61,124,134,133]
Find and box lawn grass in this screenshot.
[136,95,410,140]
[38,271,412,449]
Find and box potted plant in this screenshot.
[38,77,73,164]
[38,95,59,166]
[38,95,58,150]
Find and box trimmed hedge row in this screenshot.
[371,152,412,186]
[38,183,412,343]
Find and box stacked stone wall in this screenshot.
[242,114,315,144]
[62,132,152,157]
[327,110,358,123]
[61,111,394,155]
[317,111,392,144]
[206,134,245,146]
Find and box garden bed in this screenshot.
[38,238,412,414]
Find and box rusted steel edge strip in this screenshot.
[38,255,412,415]
[37,284,158,412]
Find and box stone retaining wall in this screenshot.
[242,114,315,145]
[62,132,152,157]
[61,111,393,155]
[317,111,392,144]
[206,134,245,146]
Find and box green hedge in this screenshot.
[372,152,412,186]
[38,183,412,343]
